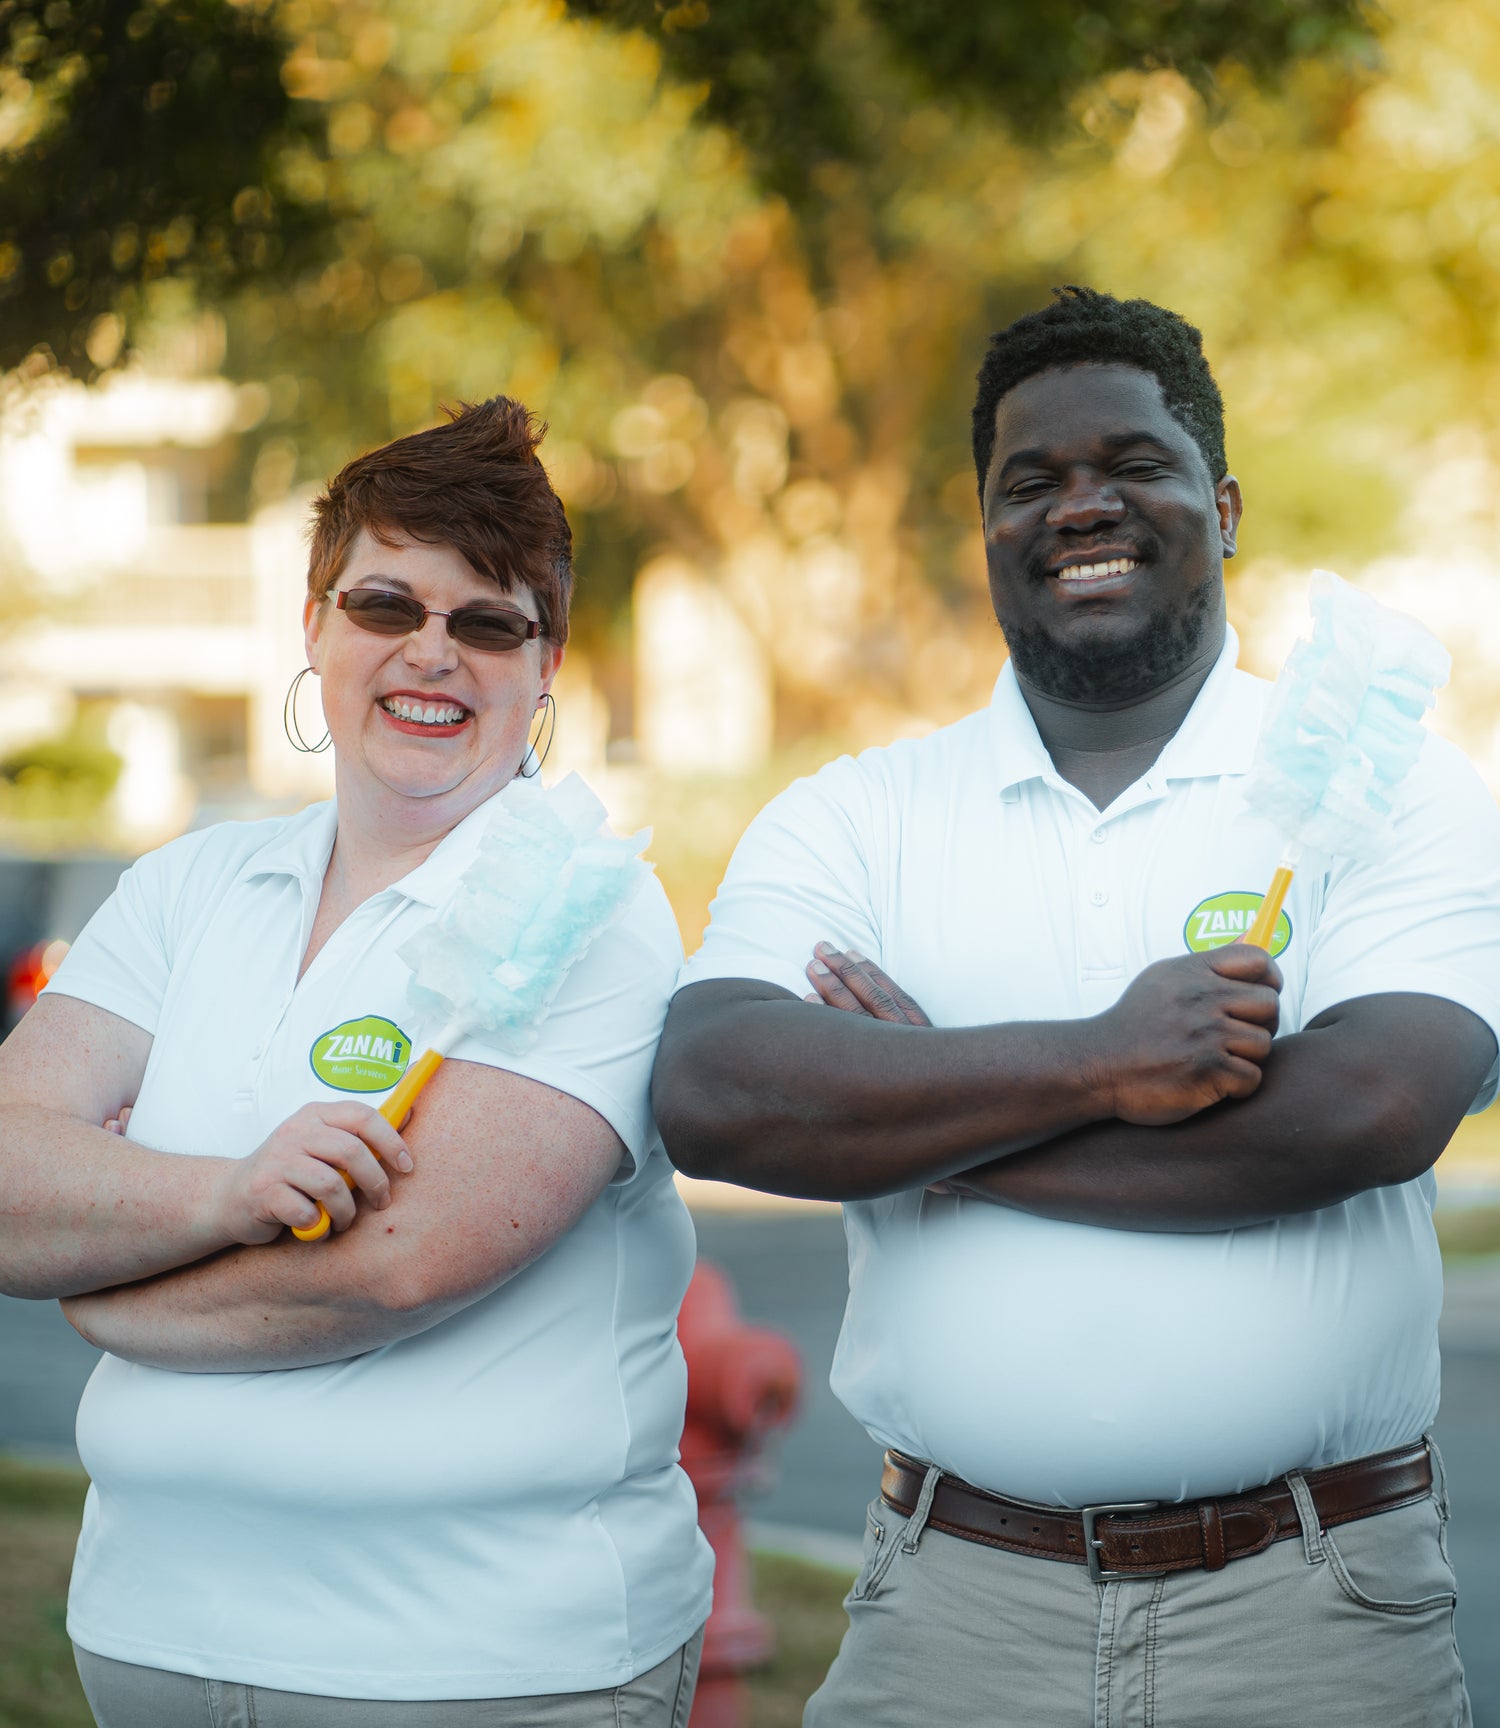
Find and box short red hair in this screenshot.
[307,397,574,645]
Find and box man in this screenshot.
[652,287,1500,1727]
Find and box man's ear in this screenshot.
[1217,475,1243,559]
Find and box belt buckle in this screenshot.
[1080,1501,1161,1584]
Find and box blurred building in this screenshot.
[0,372,330,848]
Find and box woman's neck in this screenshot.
[326,768,507,903]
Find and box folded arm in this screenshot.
[796,950,1495,1229]
[61,1056,625,1370]
[0,995,406,1299]
[652,943,1282,1201]
[949,992,1491,1228]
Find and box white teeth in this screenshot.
[1057,558,1138,582]
[381,698,466,726]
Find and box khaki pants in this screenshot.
[75,1628,703,1728]
[806,1455,1469,1728]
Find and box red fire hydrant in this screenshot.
[679,1260,803,1728]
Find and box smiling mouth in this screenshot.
[379,696,472,727]
[1054,557,1139,584]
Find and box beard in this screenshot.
[998,567,1220,705]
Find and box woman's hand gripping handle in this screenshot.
[289,1048,442,1242]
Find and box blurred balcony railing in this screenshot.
[47,527,257,631]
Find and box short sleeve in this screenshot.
[41,830,216,1037]
[1299,735,1500,1113]
[678,755,885,1000]
[448,873,684,1180]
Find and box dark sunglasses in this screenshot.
[335,588,541,652]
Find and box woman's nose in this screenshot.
[402,615,459,673]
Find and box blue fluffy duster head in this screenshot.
[398,774,651,1051]
[1243,571,1450,861]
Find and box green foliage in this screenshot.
[0,715,121,835]
[0,0,318,372]
[569,0,1378,199]
[863,0,1379,133]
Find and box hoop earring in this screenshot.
[283,667,332,754]
[520,691,556,778]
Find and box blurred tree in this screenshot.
[3,0,1498,757]
[569,0,1376,200]
[0,0,320,373]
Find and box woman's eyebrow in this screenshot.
[348,573,418,594]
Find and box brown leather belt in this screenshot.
[881,1440,1433,1583]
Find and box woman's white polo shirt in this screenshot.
[46,788,713,1700]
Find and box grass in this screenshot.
[0,1457,852,1728]
[0,1460,93,1728]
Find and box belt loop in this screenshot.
[901,1464,942,1555]
[1284,1470,1325,1566]
[1424,1433,1450,1519]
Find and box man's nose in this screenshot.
[1046,472,1126,530]
[402,615,459,674]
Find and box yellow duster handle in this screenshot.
[290,1046,448,1242]
[1243,864,1295,952]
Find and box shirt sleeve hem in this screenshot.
[39,978,159,1039]
[674,956,809,1001]
[446,1045,651,1177]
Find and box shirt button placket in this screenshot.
[1079,821,1124,985]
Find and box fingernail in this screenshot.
[846,948,867,963]
[398,1153,414,1172]
[809,959,830,975]
[804,993,820,1004]
[813,941,835,957]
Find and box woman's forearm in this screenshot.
[0,1105,237,1299]
[60,1247,462,1371]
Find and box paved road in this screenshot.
[4,1214,1498,1722]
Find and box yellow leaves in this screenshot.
[721,399,788,499]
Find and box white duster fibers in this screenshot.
[398,772,652,1055]
[1243,570,1451,864]
[1237,571,1449,953]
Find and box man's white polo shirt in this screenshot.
[680,629,1500,1506]
[45,787,713,1700]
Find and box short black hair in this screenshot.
[971,286,1227,496]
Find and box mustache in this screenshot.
[1024,535,1158,583]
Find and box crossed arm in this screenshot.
[652,949,1495,1229]
[1,995,625,1370]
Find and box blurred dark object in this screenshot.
[0,855,126,1033]
[679,1258,802,1728]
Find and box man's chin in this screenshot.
[1004,616,1215,705]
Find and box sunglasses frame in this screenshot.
[334,587,541,652]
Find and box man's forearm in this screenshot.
[0,1105,236,1299]
[949,997,1491,1230]
[655,983,1108,1200]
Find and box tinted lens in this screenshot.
[341,589,426,634]
[448,608,536,652]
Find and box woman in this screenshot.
[0,399,713,1725]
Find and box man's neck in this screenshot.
[1016,628,1225,812]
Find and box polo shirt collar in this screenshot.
[237,783,510,906]
[988,624,1258,799]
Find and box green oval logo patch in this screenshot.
[310,1015,411,1093]
[1183,891,1291,959]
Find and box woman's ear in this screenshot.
[538,640,565,696]
[303,591,325,668]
